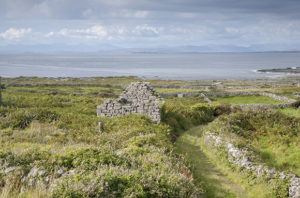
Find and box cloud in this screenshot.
[45,31,54,38]
[0,28,32,40]
[133,24,161,37]
[1,0,300,50]
[57,25,108,39]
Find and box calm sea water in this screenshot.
[1,53,300,80]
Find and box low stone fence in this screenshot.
[205,91,258,97]
[204,132,300,198]
[160,92,204,97]
[260,92,297,103]
[232,103,291,110]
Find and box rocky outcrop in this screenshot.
[204,132,300,198]
[97,82,163,122]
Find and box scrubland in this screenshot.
[0,76,299,198]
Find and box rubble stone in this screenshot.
[204,132,300,198]
[97,82,164,122]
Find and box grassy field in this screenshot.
[0,76,299,198]
[216,95,284,104]
[279,108,300,117]
[0,83,219,197]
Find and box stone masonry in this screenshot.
[97,82,164,122]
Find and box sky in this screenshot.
[1,0,300,52]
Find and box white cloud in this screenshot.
[45,31,54,38]
[0,28,32,40]
[57,25,108,39]
[133,24,162,37]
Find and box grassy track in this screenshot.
[175,126,245,198]
[175,125,281,198]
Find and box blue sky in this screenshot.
[1,0,300,51]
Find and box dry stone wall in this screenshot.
[260,92,297,103]
[232,103,291,110]
[97,82,163,122]
[206,91,296,103]
[204,132,300,198]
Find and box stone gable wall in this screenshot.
[97,82,163,122]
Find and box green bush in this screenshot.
[291,100,300,108]
[161,98,216,140]
[0,108,59,129]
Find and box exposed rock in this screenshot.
[97,82,164,122]
[4,166,17,174]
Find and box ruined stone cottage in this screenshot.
[97,82,164,122]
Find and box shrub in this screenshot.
[214,103,232,116]
[291,100,300,108]
[0,108,59,129]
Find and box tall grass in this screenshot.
[0,86,207,197]
[204,110,300,176]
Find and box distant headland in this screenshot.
[258,67,300,73]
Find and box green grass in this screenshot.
[204,110,300,176]
[175,126,242,198]
[1,76,299,197]
[175,126,281,198]
[216,95,284,104]
[279,108,300,117]
[0,85,204,197]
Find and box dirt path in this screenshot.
[175,126,247,198]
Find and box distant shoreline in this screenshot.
[258,67,300,74]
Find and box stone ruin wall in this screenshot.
[97,82,163,122]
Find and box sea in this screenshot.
[1,52,300,80]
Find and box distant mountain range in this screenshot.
[0,44,299,54]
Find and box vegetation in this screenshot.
[216,95,284,104]
[161,97,217,140]
[0,76,299,198]
[204,110,300,176]
[175,126,283,198]
[279,107,300,117]
[0,84,215,197]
